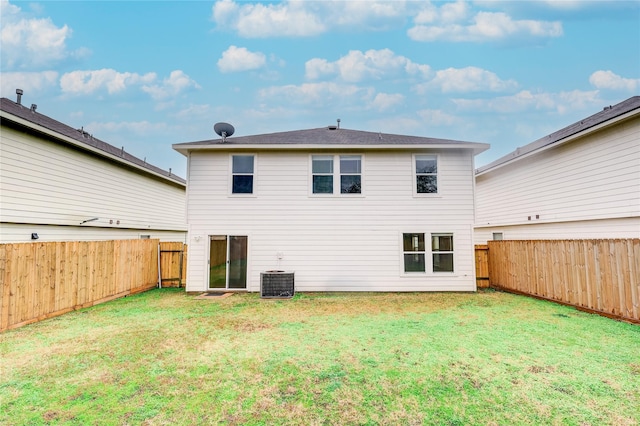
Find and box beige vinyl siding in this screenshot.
[1,126,186,238]
[185,149,477,292]
[475,116,640,229]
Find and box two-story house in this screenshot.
[173,126,489,292]
[1,95,187,242]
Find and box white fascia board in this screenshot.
[173,142,490,156]
[2,111,183,186]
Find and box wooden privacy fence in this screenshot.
[1,239,160,332]
[486,239,639,323]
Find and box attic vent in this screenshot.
[328,125,338,130]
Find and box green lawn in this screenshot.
[1,289,639,425]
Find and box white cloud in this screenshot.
[305,58,337,80]
[0,0,20,16]
[174,104,211,119]
[452,90,600,114]
[365,116,423,134]
[85,120,169,136]
[320,1,410,29]
[258,82,370,106]
[0,0,88,69]
[60,69,156,95]
[0,71,58,98]
[305,49,430,82]
[408,5,562,42]
[371,93,404,112]
[211,0,564,44]
[399,1,469,27]
[417,109,460,127]
[589,70,639,92]
[218,46,266,73]
[59,69,199,100]
[416,66,518,93]
[258,81,405,113]
[539,0,586,10]
[211,0,411,38]
[141,70,200,100]
[212,0,325,37]
[212,0,239,23]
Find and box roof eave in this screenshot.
[476,104,639,176]
[2,110,186,187]
[173,142,490,156]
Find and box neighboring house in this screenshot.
[475,96,640,244]
[1,95,187,242]
[173,126,489,292]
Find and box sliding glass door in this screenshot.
[209,235,247,289]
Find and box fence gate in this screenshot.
[474,245,490,288]
[159,242,187,288]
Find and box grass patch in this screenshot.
[1,289,639,425]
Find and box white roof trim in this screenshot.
[173,142,490,156]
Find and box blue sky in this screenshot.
[2,0,638,178]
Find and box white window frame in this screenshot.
[310,154,364,196]
[431,233,454,273]
[401,232,426,274]
[311,155,334,195]
[400,231,455,275]
[412,154,439,197]
[229,154,257,197]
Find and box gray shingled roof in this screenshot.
[173,126,489,155]
[476,96,640,175]
[0,97,185,186]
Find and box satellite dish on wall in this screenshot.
[214,122,235,142]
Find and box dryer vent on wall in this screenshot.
[260,271,295,298]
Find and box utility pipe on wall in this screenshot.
[157,243,162,289]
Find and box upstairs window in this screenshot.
[312,155,334,194]
[415,155,438,194]
[340,155,362,194]
[312,155,362,195]
[232,155,254,194]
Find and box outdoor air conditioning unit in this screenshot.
[260,271,295,299]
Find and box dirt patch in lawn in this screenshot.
[194,292,234,300]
